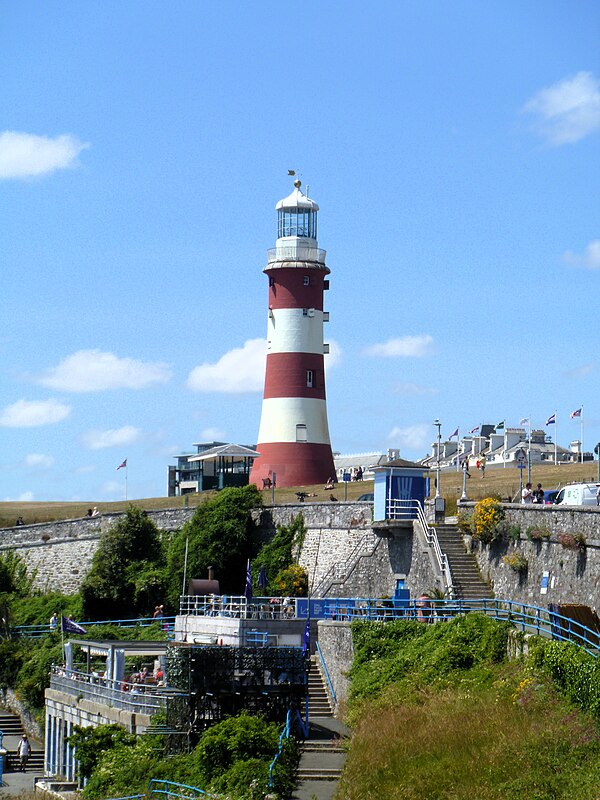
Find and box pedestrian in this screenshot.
[480,459,486,478]
[153,605,164,619]
[533,483,544,504]
[17,734,31,771]
[521,482,534,504]
[49,612,58,631]
[463,458,471,479]
[596,484,600,506]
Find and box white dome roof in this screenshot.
[276,184,319,212]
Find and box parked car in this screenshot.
[553,483,599,507]
[358,493,374,502]
[544,489,560,504]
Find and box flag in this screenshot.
[496,421,505,429]
[470,425,480,434]
[116,459,127,471]
[258,565,268,591]
[244,559,253,602]
[288,169,296,176]
[546,414,556,426]
[570,408,582,419]
[449,428,459,440]
[520,417,529,425]
[302,616,311,657]
[61,616,87,635]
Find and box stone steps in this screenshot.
[434,524,494,599]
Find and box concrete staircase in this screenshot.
[434,524,494,600]
[291,656,350,800]
[0,711,44,772]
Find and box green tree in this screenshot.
[253,514,306,596]
[68,723,136,782]
[81,506,166,620]
[166,485,261,605]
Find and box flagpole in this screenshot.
[581,406,584,464]
[555,411,558,465]
[125,462,128,502]
[456,428,460,472]
[527,416,532,485]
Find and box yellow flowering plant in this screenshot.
[471,497,505,544]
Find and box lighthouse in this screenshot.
[250,178,336,489]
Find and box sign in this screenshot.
[540,571,550,595]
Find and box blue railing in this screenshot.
[109,778,218,800]
[11,615,176,639]
[315,640,336,705]
[321,597,600,657]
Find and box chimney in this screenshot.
[207,566,215,582]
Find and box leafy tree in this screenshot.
[81,506,166,620]
[166,485,262,605]
[253,514,306,596]
[68,723,136,782]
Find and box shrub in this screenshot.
[494,520,521,543]
[457,511,473,535]
[558,532,586,551]
[472,498,505,544]
[253,514,306,596]
[526,526,551,541]
[503,553,528,573]
[275,564,308,597]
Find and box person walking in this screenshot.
[17,734,31,771]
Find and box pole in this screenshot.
[434,419,441,498]
[125,462,128,502]
[527,416,532,485]
[182,536,189,597]
[554,411,558,465]
[581,406,584,464]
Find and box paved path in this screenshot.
[291,716,351,800]
[1,731,43,796]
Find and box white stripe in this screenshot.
[267,308,324,354]
[257,397,331,444]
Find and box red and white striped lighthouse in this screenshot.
[250,178,335,489]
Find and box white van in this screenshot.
[554,483,600,507]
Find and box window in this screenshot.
[296,424,307,442]
[306,370,313,388]
[303,308,308,316]
[269,276,275,287]
[303,276,310,286]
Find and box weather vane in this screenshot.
[288,169,302,188]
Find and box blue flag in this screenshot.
[244,560,253,602]
[61,616,87,635]
[302,617,310,656]
[258,565,268,591]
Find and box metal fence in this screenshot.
[179,594,296,620]
[12,615,175,639]
[321,597,600,657]
[108,778,218,800]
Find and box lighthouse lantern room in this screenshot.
[250,179,336,489]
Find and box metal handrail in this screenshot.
[315,640,336,705]
[386,499,454,596]
[320,597,600,657]
[12,615,175,639]
[108,779,218,800]
[312,530,379,597]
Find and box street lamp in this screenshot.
[433,419,442,499]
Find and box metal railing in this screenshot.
[49,667,184,714]
[386,499,453,596]
[315,640,336,705]
[12,615,175,639]
[179,594,296,620]
[312,530,380,597]
[267,246,326,264]
[108,778,218,800]
[320,597,600,657]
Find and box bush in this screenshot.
[558,532,586,551]
[503,553,528,573]
[472,498,505,544]
[526,526,551,542]
[274,564,308,597]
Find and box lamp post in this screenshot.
[434,419,442,499]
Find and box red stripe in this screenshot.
[263,353,326,399]
[266,268,326,310]
[250,442,336,488]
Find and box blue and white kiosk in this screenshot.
[372,458,430,522]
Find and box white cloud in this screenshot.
[563,240,600,270]
[3,491,35,502]
[363,335,434,358]
[187,339,267,393]
[75,464,97,475]
[82,425,141,450]
[24,453,55,469]
[393,382,438,396]
[523,72,600,145]
[0,131,89,179]
[37,349,172,392]
[0,398,71,428]
[388,423,431,451]
[564,362,596,379]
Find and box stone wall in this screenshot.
[316,620,354,712]
[463,504,600,606]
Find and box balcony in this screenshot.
[267,246,326,265]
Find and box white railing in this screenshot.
[385,499,453,597]
[266,246,326,264]
[179,594,297,620]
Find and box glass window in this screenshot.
[306,370,313,387]
[296,424,307,442]
[303,276,310,285]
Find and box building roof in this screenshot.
[187,443,260,463]
[275,184,319,212]
[373,457,430,471]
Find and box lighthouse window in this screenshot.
[278,208,318,238]
[303,308,308,316]
[296,424,308,442]
[303,276,310,286]
[306,370,314,387]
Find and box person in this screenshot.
[596,484,600,506]
[49,612,58,631]
[521,482,534,504]
[15,516,24,526]
[86,508,93,517]
[324,477,335,490]
[356,466,363,481]
[480,459,486,478]
[533,483,544,504]
[91,506,99,517]
[463,458,471,479]
[17,734,31,771]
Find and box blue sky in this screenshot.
[1,1,599,502]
